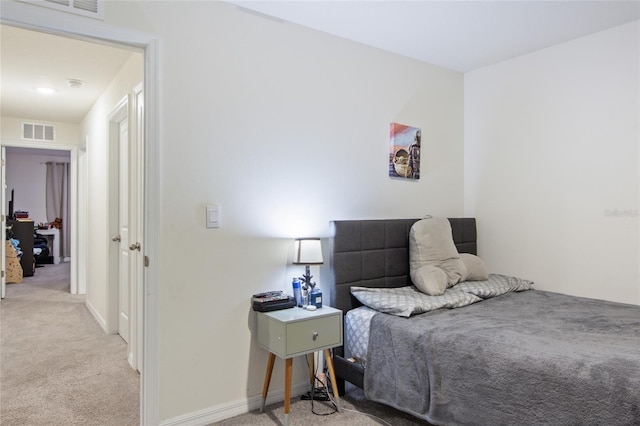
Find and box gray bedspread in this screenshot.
[364,290,640,425]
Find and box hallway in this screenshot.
[0,262,139,425]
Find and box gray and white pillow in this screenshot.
[350,285,481,317]
[454,273,534,298]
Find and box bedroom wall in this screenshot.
[464,21,639,305]
[102,1,464,422]
[81,52,142,329]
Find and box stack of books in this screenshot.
[252,290,295,312]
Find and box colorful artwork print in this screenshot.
[389,123,421,180]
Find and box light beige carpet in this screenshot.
[1,263,430,425]
[212,384,431,425]
[0,262,139,426]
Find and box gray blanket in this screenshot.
[364,290,640,425]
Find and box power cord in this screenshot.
[303,356,337,417]
[313,372,393,425]
[302,355,393,425]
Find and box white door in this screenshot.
[118,117,130,344]
[109,95,142,371]
[1,147,5,299]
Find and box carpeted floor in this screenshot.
[1,263,430,426]
[212,383,431,425]
[0,262,140,426]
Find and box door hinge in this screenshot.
[144,256,150,267]
[1,271,4,278]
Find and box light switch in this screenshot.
[206,204,221,228]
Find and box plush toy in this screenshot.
[52,218,62,229]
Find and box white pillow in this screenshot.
[410,265,448,296]
[460,253,489,281]
[409,217,467,295]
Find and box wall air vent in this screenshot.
[17,0,104,20]
[22,122,56,142]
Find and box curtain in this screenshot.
[45,162,70,259]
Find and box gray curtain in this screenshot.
[45,162,70,258]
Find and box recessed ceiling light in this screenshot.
[35,87,56,95]
[67,79,84,88]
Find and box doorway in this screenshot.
[0,8,160,423]
[1,22,150,422]
[1,145,79,298]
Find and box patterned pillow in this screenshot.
[454,273,534,298]
[350,285,481,317]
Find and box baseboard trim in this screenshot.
[159,381,309,426]
[85,299,107,333]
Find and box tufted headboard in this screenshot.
[328,218,477,315]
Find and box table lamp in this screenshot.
[293,238,324,307]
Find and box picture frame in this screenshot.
[389,122,421,180]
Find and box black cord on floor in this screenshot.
[301,356,394,425]
[304,355,338,417]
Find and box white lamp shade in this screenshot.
[293,238,323,265]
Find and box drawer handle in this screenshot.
[312,331,319,341]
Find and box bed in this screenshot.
[328,218,640,425]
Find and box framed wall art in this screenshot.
[389,122,421,180]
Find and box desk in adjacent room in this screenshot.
[37,228,61,264]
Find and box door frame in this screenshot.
[0,142,79,293]
[1,3,162,424]
[1,147,5,299]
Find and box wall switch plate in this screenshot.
[206,204,221,228]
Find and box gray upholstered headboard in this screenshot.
[328,218,477,314]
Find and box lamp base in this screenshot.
[300,265,316,293]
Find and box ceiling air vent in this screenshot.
[17,0,104,20]
[23,122,56,142]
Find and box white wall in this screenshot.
[103,1,464,422]
[465,21,639,305]
[81,52,142,329]
[5,148,71,224]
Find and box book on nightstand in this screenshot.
[252,291,296,312]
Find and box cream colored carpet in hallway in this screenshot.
[0,262,139,425]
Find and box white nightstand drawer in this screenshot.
[286,314,341,355]
[256,306,343,359]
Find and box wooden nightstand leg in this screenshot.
[260,352,276,412]
[324,349,341,412]
[284,357,293,426]
[307,352,315,390]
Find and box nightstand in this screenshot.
[256,306,343,425]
